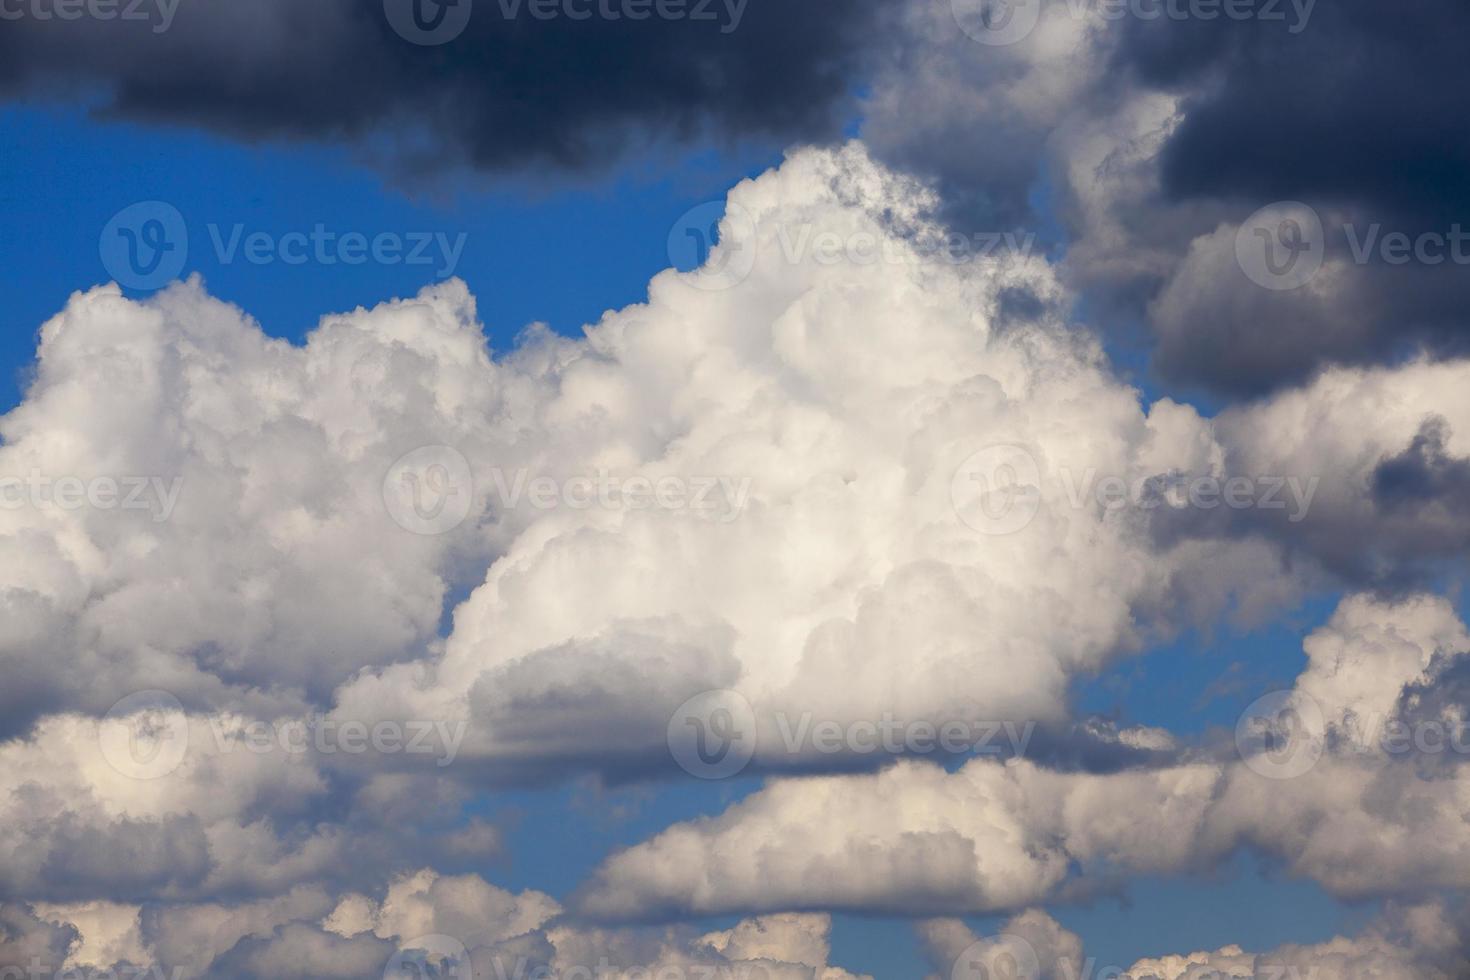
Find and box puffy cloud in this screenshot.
[4,141,1261,802]
[1207,358,1470,583]
[579,758,1224,917]
[327,140,1300,782]
[538,913,869,980]
[0,710,345,901]
[1123,901,1470,980]
[0,903,77,977]
[29,137,1463,827]
[580,592,1470,917]
[4,138,1469,964]
[322,868,559,950]
[23,876,866,980]
[0,273,511,736]
[1204,594,1470,898]
[858,1,1470,394]
[915,904,1470,980]
[917,910,1087,980]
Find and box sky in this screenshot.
[2,2,1470,979]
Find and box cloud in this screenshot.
[5,140,1470,965]
[1122,901,1470,980]
[325,141,1308,784]
[578,593,1470,918]
[0,141,1315,789]
[8,874,867,980]
[0,0,891,180]
[858,1,1470,393]
[1206,357,1470,584]
[915,903,1470,980]
[578,756,1225,918]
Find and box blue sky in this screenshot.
[0,104,779,409]
[0,101,1394,976]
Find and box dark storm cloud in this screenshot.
[0,0,888,175]
[1107,0,1470,392]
